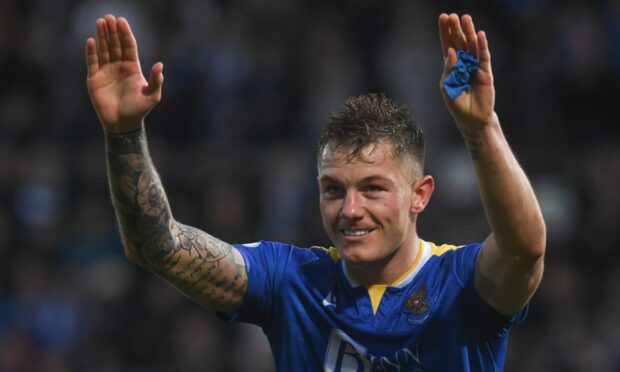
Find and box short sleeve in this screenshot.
[451,243,482,287]
[216,241,295,327]
[451,243,528,339]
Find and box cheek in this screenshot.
[319,199,338,221]
[380,194,411,224]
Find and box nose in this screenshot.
[340,191,364,220]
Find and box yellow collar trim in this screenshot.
[391,240,424,286]
[367,240,425,315]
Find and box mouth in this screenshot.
[340,228,375,240]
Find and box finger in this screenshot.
[144,62,164,101]
[448,13,466,51]
[105,14,122,62]
[117,17,139,62]
[96,18,110,65]
[438,13,451,57]
[478,30,492,72]
[85,37,99,77]
[461,14,479,59]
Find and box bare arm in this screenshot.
[86,15,246,311]
[106,128,247,311]
[438,14,545,315]
[462,114,545,316]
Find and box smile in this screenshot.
[342,229,373,236]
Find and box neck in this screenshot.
[344,235,422,286]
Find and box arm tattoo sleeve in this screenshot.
[105,128,247,311]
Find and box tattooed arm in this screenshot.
[105,129,246,311]
[86,15,246,311]
[437,14,545,315]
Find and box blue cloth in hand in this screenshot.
[444,50,480,100]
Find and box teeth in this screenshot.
[343,230,370,236]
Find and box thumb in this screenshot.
[439,47,457,92]
[144,62,164,100]
[443,47,457,77]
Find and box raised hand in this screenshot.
[85,15,164,133]
[438,13,495,131]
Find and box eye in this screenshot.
[321,184,343,196]
[366,184,385,193]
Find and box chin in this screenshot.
[337,243,384,265]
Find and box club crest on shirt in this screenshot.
[403,286,431,317]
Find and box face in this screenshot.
[317,141,433,266]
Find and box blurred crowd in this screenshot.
[1,0,620,371]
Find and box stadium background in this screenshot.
[1,0,619,370]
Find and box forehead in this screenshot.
[319,141,389,164]
[318,142,411,180]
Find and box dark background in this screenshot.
[1,0,619,371]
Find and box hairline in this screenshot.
[317,139,424,180]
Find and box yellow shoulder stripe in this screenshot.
[309,245,340,262]
[329,247,340,262]
[430,242,463,256]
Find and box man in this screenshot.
[85,12,545,371]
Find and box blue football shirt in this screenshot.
[218,240,527,371]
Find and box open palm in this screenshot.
[85,15,163,133]
[438,14,495,130]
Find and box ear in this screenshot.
[410,175,434,214]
